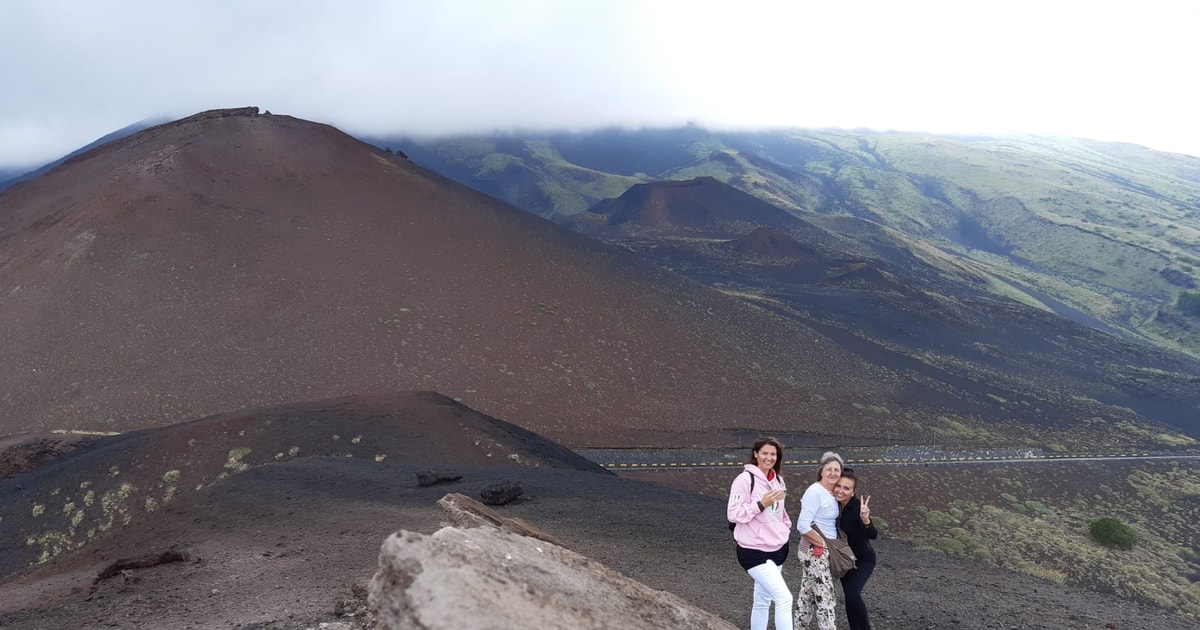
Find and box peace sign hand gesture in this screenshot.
[860,495,872,525]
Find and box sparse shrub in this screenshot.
[1089,517,1136,550]
[936,537,966,554]
[1024,500,1050,514]
[924,510,956,527]
[1178,291,1200,317]
[870,515,887,531]
[1015,561,1066,584]
[1000,492,1018,503]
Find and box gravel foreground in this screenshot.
[2,459,1191,629]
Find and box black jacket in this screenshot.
[839,495,878,564]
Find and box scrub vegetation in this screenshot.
[893,463,1200,615]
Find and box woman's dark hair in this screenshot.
[748,436,784,476]
[840,467,859,493]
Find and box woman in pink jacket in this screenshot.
[728,437,793,630]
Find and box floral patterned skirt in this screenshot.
[795,543,837,630]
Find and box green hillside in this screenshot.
[387,128,1200,356]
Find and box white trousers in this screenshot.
[747,559,794,630]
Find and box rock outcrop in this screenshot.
[436,493,562,547]
[367,495,736,630]
[479,479,524,506]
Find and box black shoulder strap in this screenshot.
[747,470,756,493]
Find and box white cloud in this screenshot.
[1,0,1197,170]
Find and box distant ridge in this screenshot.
[0,119,161,193]
[389,127,1200,360]
[0,107,894,447]
[577,176,803,238]
[729,227,820,261]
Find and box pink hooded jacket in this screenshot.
[727,463,791,551]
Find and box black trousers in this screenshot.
[840,559,875,630]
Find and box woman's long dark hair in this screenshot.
[840,467,859,494]
[747,436,784,476]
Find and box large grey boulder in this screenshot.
[367,499,735,630]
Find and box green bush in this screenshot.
[1178,291,1200,317]
[924,510,956,527]
[936,537,966,554]
[1089,517,1136,550]
[971,547,995,562]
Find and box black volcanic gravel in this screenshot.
[1,459,1191,629]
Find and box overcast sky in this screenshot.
[2,0,1196,171]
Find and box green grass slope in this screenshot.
[384,128,1200,356]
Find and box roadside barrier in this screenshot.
[590,451,1183,471]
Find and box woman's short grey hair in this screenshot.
[815,451,844,480]
[819,451,844,466]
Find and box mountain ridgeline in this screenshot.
[384,127,1200,443]
[0,108,909,448]
[1,108,1197,451]
[388,128,1200,357]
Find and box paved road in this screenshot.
[577,448,1200,471]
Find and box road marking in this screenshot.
[592,452,1200,471]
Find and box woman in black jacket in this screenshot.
[832,468,876,630]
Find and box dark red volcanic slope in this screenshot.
[729,227,822,261]
[575,176,806,238]
[0,108,899,447]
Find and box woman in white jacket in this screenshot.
[727,437,792,630]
